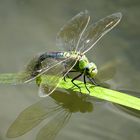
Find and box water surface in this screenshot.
[0,0,140,140]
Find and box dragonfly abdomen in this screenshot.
[30,52,69,77]
[39,52,69,60]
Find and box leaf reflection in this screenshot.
[6,90,93,140]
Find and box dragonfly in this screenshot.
[1,11,122,97]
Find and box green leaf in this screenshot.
[40,75,140,111]
[0,73,140,111]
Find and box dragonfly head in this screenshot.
[84,62,98,78]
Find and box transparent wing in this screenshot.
[0,73,27,84]
[14,54,70,84]
[78,12,122,54]
[56,10,90,52]
[36,110,71,140]
[17,11,90,83]
[25,55,67,83]
[95,59,123,83]
[94,59,123,88]
[95,60,117,82]
[0,55,64,84]
[38,57,78,97]
[0,55,45,84]
[6,99,62,138]
[19,55,45,83]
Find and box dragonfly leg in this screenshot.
[83,75,90,94]
[63,71,75,81]
[66,73,70,78]
[64,70,79,82]
[71,73,83,92]
[88,77,99,86]
[63,76,67,82]
[69,70,77,72]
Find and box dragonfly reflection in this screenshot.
[6,90,93,140]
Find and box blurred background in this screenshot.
[0,0,140,140]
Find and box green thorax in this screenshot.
[74,55,89,72]
[67,51,89,72]
[67,51,98,78]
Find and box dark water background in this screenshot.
[0,0,140,140]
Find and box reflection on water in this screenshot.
[6,90,93,140]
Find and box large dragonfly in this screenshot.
[4,11,122,97]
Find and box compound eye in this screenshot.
[92,68,98,74]
[92,68,96,71]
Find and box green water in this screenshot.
[0,0,140,140]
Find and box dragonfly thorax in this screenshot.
[73,53,98,78]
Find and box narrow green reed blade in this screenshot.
[0,73,140,111]
[40,75,140,111]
